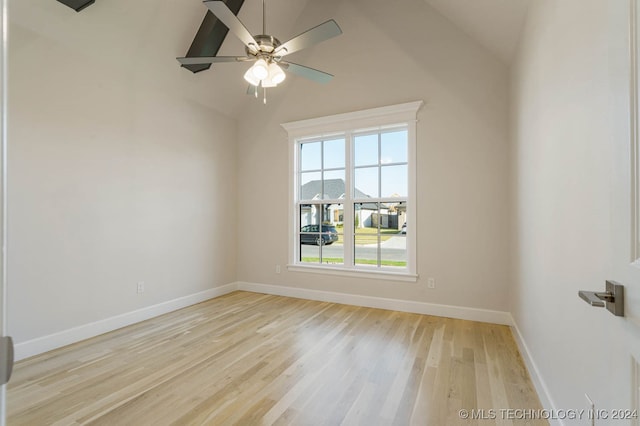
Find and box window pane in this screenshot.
[300,172,321,200]
[354,134,378,167]
[299,204,343,264]
[324,138,345,169]
[300,142,321,171]
[322,203,343,265]
[322,170,345,199]
[300,243,320,264]
[381,130,408,164]
[353,202,408,268]
[391,201,407,232]
[354,167,379,198]
[381,243,407,268]
[381,165,408,198]
[381,201,407,268]
[300,204,321,229]
[354,202,379,266]
[300,204,321,263]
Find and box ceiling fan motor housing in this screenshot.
[246,34,285,61]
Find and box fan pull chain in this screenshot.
[263,87,267,104]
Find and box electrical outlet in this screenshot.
[275,265,281,274]
[427,277,436,289]
[137,281,145,294]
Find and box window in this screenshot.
[282,101,422,281]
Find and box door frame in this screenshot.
[1,0,8,423]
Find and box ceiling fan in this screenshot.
[177,0,342,103]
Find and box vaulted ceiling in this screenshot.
[423,0,530,63]
[12,0,529,118]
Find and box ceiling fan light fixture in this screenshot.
[244,67,261,86]
[268,63,286,85]
[251,58,269,80]
[261,78,277,88]
[185,1,342,101]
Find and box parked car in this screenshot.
[401,222,407,234]
[300,224,339,245]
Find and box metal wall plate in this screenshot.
[605,280,624,317]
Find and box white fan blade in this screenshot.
[274,20,342,57]
[281,62,334,84]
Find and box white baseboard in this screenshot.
[14,283,238,361]
[236,281,513,325]
[13,281,558,424]
[14,281,514,362]
[510,315,561,425]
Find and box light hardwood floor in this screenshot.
[8,291,546,425]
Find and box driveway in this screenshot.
[381,236,406,249]
[300,235,407,262]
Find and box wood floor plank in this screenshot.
[8,291,546,425]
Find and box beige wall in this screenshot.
[236,0,512,311]
[8,17,237,342]
[9,0,513,351]
[510,0,631,412]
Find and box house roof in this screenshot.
[300,178,369,200]
[300,178,392,211]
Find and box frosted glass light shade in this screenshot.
[268,63,286,85]
[251,59,269,80]
[243,67,261,86]
[261,78,277,88]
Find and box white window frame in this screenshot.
[282,101,423,282]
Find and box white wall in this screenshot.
[510,0,631,414]
[8,12,237,343]
[236,0,512,312]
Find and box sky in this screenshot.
[299,129,408,199]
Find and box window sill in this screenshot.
[287,264,418,282]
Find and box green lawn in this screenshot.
[301,257,407,267]
[335,227,401,244]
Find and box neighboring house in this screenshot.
[299,179,405,229]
